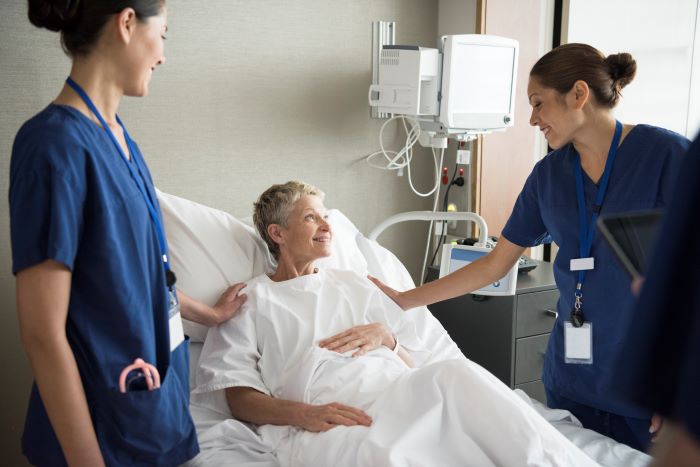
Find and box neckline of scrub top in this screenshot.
[51,98,174,285]
[50,102,115,133]
[577,123,639,186]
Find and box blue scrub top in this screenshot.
[501,124,688,419]
[611,133,700,441]
[9,105,198,466]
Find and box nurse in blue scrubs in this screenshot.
[371,43,689,451]
[10,1,246,465]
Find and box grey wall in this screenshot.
[0,0,438,463]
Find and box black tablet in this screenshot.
[596,210,662,279]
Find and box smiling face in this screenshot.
[275,195,332,264]
[527,77,583,149]
[121,7,167,97]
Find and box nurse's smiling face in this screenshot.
[120,7,168,97]
[528,77,583,150]
[277,195,333,263]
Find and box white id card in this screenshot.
[570,257,594,271]
[168,289,185,351]
[564,322,593,364]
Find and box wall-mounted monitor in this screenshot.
[439,34,519,133]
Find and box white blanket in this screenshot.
[194,268,600,467]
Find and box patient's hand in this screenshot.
[319,323,395,357]
[368,275,409,310]
[299,402,372,432]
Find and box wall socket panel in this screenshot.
[456,149,471,165]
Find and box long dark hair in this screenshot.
[530,43,637,108]
[28,0,164,57]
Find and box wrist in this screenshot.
[398,290,417,310]
[294,402,312,429]
[383,333,397,351]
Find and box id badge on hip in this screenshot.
[168,288,185,351]
[564,321,593,364]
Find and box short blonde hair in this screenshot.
[253,181,325,259]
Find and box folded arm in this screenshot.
[225,386,372,432]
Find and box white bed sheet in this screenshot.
[156,191,650,467]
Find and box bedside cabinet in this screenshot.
[425,261,558,404]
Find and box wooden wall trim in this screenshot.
[471,0,487,234]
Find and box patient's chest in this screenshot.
[251,270,385,398]
[256,277,372,355]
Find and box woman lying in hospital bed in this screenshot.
[191,181,602,467]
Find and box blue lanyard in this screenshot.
[65,77,174,288]
[572,120,622,312]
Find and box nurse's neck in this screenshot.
[571,113,625,184]
[54,57,123,127]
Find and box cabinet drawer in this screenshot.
[516,290,559,338]
[515,380,547,405]
[514,334,549,384]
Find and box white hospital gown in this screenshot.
[194,269,600,467]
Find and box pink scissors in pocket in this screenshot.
[118,358,161,393]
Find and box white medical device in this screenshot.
[368,46,440,116]
[439,244,518,296]
[368,34,519,142]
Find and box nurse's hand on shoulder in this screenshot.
[368,275,409,310]
[209,282,248,325]
[177,283,247,327]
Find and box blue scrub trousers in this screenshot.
[546,388,652,452]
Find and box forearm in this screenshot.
[381,333,415,368]
[177,290,215,326]
[396,345,415,368]
[226,387,308,427]
[402,241,524,309]
[400,258,497,308]
[23,334,104,466]
[178,284,247,326]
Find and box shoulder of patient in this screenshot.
[323,268,371,285]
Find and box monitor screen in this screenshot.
[439,35,518,131]
[451,44,515,114]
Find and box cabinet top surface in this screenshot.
[515,260,556,294]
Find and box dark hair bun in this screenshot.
[28,0,81,32]
[605,52,637,90]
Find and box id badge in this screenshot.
[564,322,593,364]
[570,257,594,271]
[168,289,185,351]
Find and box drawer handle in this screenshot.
[544,308,558,319]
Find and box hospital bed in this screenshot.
[156,190,651,467]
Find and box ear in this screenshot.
[267,224,285,247]
[115,8,138,44]
[570,80,590,110]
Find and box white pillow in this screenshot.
[158,190,273,342]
